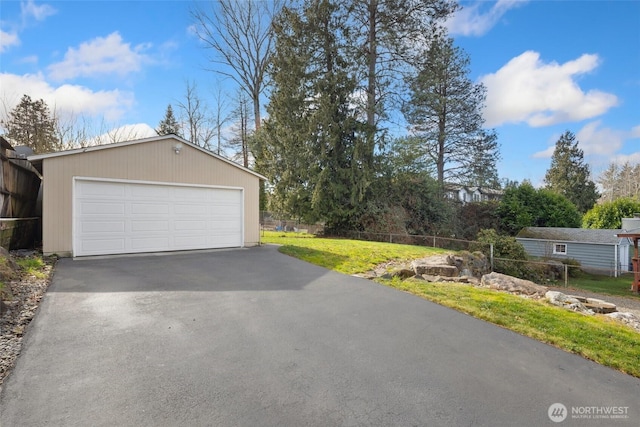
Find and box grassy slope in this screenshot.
[262,231,640,378]
[262,231,446,274]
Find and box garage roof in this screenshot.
[517,227,627,245]
[28,134,267,180]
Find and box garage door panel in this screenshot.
[210,219,242,230]
[174,220,207,231]
[80,202,126,215]
[77,181,125,197]
[131,220,170,232]
[174,204,208,215]
[174,187,208,200]
[212,190,242,203]
[174,235,208,248]
[74,180,243,256]
[211,205,242,216]
[131,203,170,215]
[81,221,126,233]
[206,235,241,247]
[131,237,171,251]
[81,238,126,252]
[130,185,170,199]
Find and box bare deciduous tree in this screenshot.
[177,81,215,150]
[211,84,233,156]
[191,0,285,131]
[226,90,252,167]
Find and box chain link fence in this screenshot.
[260,211,324,234]
[260,213,637,291]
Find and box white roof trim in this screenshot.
[515,237,628,247]
[28,134,267,181]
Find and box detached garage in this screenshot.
[29,135,265,257]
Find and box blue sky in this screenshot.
[1,0,639,186]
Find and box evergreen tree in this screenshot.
[255,0,367,230]
[402,34,499,190]
[347,0,457,175]
[2,94,60,154]
[156,104,181,136]
[544,130,599,213]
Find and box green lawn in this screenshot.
[261,231,446,274]
[262,231,640,378]
[567,273,640,298]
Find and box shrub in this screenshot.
[471,229,529,278]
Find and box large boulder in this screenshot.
[449,251,491,278]
[545,291,595,315]
[411,255,459,277]
[480,272,548,297]
[606,312,640,332]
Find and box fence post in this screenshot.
[564,264,568,287]
[433,235,436,248]
[490,243,494,272]
[390,233,392,243]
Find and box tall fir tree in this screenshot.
[255,0,367,230]
[156,104,181,136]
[544,131,599,213]
[402,34,499,190]
[2,94,60,154]
[347,0,457,176]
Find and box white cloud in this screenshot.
[531,145,555,159]
[576,120,625,156]
[446,0,528,37]
[47,32,151,81]
[0,29,20,52]
[611,152,640,165]
[532,121,639,162]
[1,2,56,53]
[20,0,56,23]
[481,51,618,127]
[0,72,134,122]
[89,123,157,146]
[17,54,38,64]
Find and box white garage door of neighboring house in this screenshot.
[73,178,243,256]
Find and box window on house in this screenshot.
[553,243,567,255]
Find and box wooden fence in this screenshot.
[0,137,42,249]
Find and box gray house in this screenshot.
[516,227,632,276]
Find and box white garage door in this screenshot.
[73,179,243,256]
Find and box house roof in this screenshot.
[27,134,267,181]
[517,227,628,245]
[443,183,503,195]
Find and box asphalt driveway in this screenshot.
[1,245,639,426]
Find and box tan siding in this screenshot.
[42,138,260,256]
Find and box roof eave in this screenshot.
[27,134,267,181]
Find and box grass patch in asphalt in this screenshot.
[262,232,640,378]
